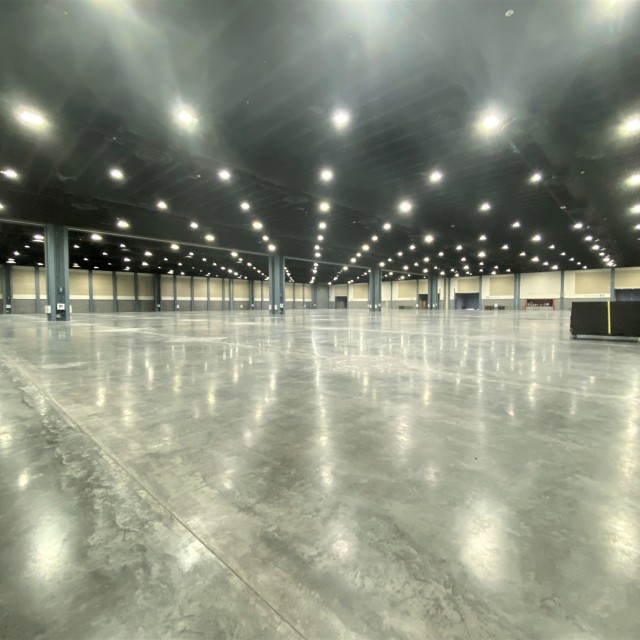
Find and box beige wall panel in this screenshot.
[93,272,113,298]
[615,268,640,289]
[418,279,428,294]
[398,281,416,299]
[138,274,155,298]
[334,284,348,296]
[575,270,610,295]
[285,283,294,301]
[520,272,561,298]
[176,276,191,299]
[210,278,223,299]
[160,275,174,298]
[116,272,135,298]
[456,276,480,294]
[352,283,368,300]
[12,266,36,296]
[70,270,89,297]
[194,277,207,298]
[234,279,249,299]
[489,275,514,297]
[381,281,391,301]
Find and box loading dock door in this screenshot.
[455,293,479,310]
[335,296,348,309]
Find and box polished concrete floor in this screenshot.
[0,310,639,639]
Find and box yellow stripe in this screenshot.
[607,301,611,335]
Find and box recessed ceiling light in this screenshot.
[33,234,44,241]
[238,201,251,212]
[156,200,168,210]
[123,257,131,263]
[318,201,331,213]
[120,243,126,248]
[429,170,443,183]
[511,220,521,228]
[317,235,324,241]
[456,245,463,251]
[362,244,370,251]
[626,173,640,187]
[621,115,640,136]
[383,222,391,231]
[501,244,509,250]
[174,108,198,127]
[398,200,413,214]
[142,261,149,267]
[268,244,277,252]
[573,222,584,229]
[218,169,231,181]
[479,202,491,212]
[318,222,327,230]
[478,251,486,258]
[479,234,487,241]
[531,256,539,262]
[90,234,102,241]
[479,112,502,131]
[331,109,351,130]
[529,172,543,183]
[170,243,179,250]
[144,251,152,257]
[109,168,124,181]
[320,168,334,182]
[371,235,378,242]
[16,108,48,129]
[190,221,199,229]
[531,234,542,242]
[1,168,19,180]
[204,234,215,242]
[631,204,640,214]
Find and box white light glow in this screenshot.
[479,112,503,131]
[398,200,413,214]
[320,168,333,182]
[319,222,327,230]
[170,243,179,250]
[218,169,231,181]
[109,168,124,181]
[175,108,198,126]
[626,173,640,187]
[429,170,443,183]
[319,201,331,212]
[631,204,640,214]
[116,219,129,229]
[205,234,215,242]
[1,168,19,180]
[331,109,351,130]
[529,172,543,183]
[190,221,198,229]
[156,200,168,210]
[252,221,263,230]
[91,234,102,241]
[621,116,640,136]
[17,108,47,129]
[423,234,434,244]
[268,244,276,252]
[531,234,542,242]
[479,202,491,212]
[511,220,521,228]
[383,222,391,231]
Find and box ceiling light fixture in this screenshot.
[218,169,231,181]
[268,244,277,252]
[190,221,199,229]
[621,115,640,136]
[529,172,543,183]
[252,221,263,230]
[478,111,503,132]
[91,234,102,241]
[240,201,250,211]
[319,201,331,212]
[116,220,129,229]
[205,234,215,242]
[511,220,521,228]
[318,222,327,230]
[331,109,351,130]
[429,170,443,183]
[174,108,198,127]
[631,204,640,214]
[16,108,48,129]
[320,168,333,182]
[170,243,179,250]
[1,168,19,180]
[383,222,391,231]
[531,234,542,242]
[398,200,413,214]
[626,173,640,187]
[109,168,124,181]
[479,202,491,212]
[156,200,168,210]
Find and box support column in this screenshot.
[206,276,210,311]
[268,254,285,314]
[190,276,195,311]
[44,224,70,321]
[89,269,95,312]
[312,282,318,308]
[229,278,234,311]
[416,278,420,309]
[478,275,483,311]
[610,268,616,302]
[154,273,161,312]
[368,266,382,312]
[2,264,12,314]
[221,277,225,310]
[172,274,177,311]
[559,270,565,311]
[134,272,140,312]
[514,273,521,310]
[112,271,118,313]
[249,280,255,310]
[428,275,439,309]
[34,265,41,315]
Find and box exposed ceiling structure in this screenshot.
[1,0,640,284]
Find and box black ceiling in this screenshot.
[1,0,640,284]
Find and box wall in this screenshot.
[482,274,515,310]
[563,269,610,308]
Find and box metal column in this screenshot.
[514,273,521,310]
[134,272,140,312]
[88,269,95,312]
[428,275,439,309]
[368,267,382,312]
[112,271,118,313]
[610,268,616,302]
[154,273,161,312]
[268,254,285,314]
[559,270,565,311]
[478,275,483,311]
[229,278,234,311]
[312,283,318,308]
[34,265,41,315]
[2,264,12,314]
[249,279,255,310]
[44,224,70,321]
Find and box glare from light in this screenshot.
[1,168,19,180]
[175,108,198,127]
[574,222,584,229]
[33,234,44,241]
[479,234,487,241]
[371,235,378,242]
[429,170,443,183]
[631,204,640,214]
[116,219,129,229]
[319,221,327,230]
[91,234,102,241]
[511,220,521,228]
[319,201,331,213]
[320,168,334,182]
[268,244,277,252]
[331,109,351,130]
[205,234,215,242]
[17,108,47,129]
[479,202,491,212]
[262,235,269,241]
[621,116,640,136]
[383,222,391,231]
[529,172,543,184]
[0,202,4,210]
[190,221,199,229]
[502,244,509,250]
[109,168,124,181]
[627,173,640,187]
[156,200,168,210]
[218,169,231,181]
[479,112,502,131]
[170,243,179,250]
[456,245,463,251]
[531,234,542,242]
[423,234,434,244]
[362,244,370,251]
[144,251,152,257]
[398,200,413,214]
